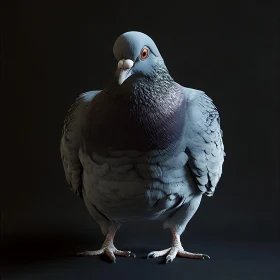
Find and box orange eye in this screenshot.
[140,47,149,60]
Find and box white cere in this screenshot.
[118,60,124,69]
[123,59,134,69]
[118,59,134,69]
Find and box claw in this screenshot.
[130,252,137,258]
[202,254,210,260]
[165,255,172,263]
[147,252,155,258]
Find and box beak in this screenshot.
[117,59,134,85]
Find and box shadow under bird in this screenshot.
[60,31,225,263]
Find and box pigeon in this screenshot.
[60,31,225,263]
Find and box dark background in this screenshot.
[1,0,279,279]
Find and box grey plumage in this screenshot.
[60,31,225,262]
[183,88,225,196]
[60,90,101,197]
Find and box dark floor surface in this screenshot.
[1,230,279,280]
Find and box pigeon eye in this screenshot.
[140,48,149,60]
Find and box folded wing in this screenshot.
[184,88,225,196]
[60,91,101,197]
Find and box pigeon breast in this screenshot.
[83,63,187,155]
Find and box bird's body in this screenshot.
[60,31,225,263]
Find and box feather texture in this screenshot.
[183,88,225,196]
[60,91,101,197]
[60,31,225,240]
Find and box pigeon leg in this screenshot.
[77,226,135,263]
[147,229,210,263]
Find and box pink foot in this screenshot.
[78,245,135,263]
[147,230,210,263]
[147,246,210,263]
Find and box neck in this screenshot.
[129,63,183,122]
[126,64,186,150]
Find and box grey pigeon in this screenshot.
[60,31,225,263]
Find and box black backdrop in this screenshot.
[2,1,279,279]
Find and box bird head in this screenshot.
[113,31,165,85]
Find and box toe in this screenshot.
[147,248,170,258]
[165,255,172,263]
[104,248,116,263]
[177,250,210,259]
[114,250,132,257]
[77,249,104,256]
[76,246,134,262]
[165,247,178,263]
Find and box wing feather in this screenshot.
[184,88,225,197]
[60,90,101,197]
